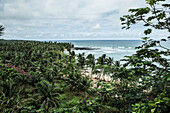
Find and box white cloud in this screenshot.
[0,0,145,20]
[92,23,101,30]
[0,0,168,40]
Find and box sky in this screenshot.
[0,0,169,40]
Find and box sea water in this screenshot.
[56,40,142,60]
[52,40,170,61]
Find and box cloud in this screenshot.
[0,0,168,40]
[0,0,145,20]
[92,24,101,30]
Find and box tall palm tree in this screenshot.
[69,51,76,63]
[106,57,114,66]
[114,61,121,67]
[77,53,86,69]
[0,25,4,37]
[96,54,107,80]
[86,54,95,79]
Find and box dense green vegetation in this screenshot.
[0,0,169,112]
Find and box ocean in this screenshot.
[56,40,142,60]
[51,40,169,61]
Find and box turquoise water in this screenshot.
[55,40,142,60]
[51,40,169,60]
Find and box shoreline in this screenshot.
[74,47,100,50]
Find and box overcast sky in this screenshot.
[0,0,169,40]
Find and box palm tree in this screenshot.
[86,54,95,79]
[0,78,18,98]
[106,57,114,66]
[114,61,121,67]
[77,53,86,69]
[97,54,107,65]
[68,51,76,63]
[80,76,92,95]
[67,70,92,95]
[27,73,42,86]
[102,57,114,81]
[96,54,107,80]
[0,78,23,112]
[34,80,60,112]
[44,68,55,83]
[0,25,4,37]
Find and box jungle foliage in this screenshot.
[0,0,169,112]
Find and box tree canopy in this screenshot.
[0,0,169,112]
[121,0,170,38]
[120,0,170,112]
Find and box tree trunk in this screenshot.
[89,68,93,79]
[99,68,104,80]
